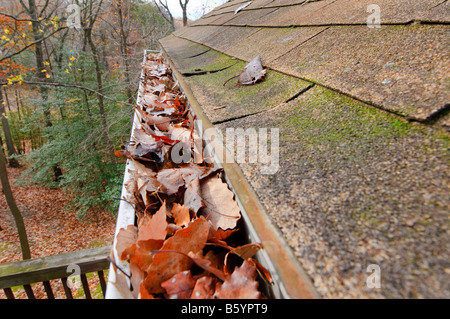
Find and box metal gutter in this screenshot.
[159,44,319,299]
[105,50,160,299]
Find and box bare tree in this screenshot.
[179,0,189,26]
[0,88,20,167]
[20,0,64,180]
[111,0,134,105]
[0,143,30,260]
[78,0,116,164]
[154,0,175,31]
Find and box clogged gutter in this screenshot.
[109,53,272,299]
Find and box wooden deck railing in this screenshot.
[0,246,111,299]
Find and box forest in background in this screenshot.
[0,0,177,220]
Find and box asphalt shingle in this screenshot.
[159,0,450,298]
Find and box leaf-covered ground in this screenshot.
[0,167,116,298]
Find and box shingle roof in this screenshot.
[159,0,450,298]
[173,0,449,122]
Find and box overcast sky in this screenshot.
[161,0,229,20]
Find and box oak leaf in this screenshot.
[171,203,190,228]
[143,217,210,294]
[137,201,168,241]
[161,270,196,299]
[200,176,241,230]
[238,56,266,85]
[190,276,217,299]
[184,177,203,214]
[214,259,260,299]
[116,225,138,261]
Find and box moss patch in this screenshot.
[281,86,420,166]
[185,57,311,123]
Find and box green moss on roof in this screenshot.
[184,58,311,123]
[283,87,413,155]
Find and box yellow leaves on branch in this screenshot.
[6,74,23,85]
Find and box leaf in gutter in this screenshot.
[190,276,217,299]
[237,56,266,85]
[116,225,138,261]
[143,217,210,294]
[129,262,145,298]
[184,177,204,214]
[130,239,164,272]
[171,203,191,227]
[137,201,168,241]
[200,176,241,230]
[156,164,218,196]
[214,259,261,299]
[228,243,263,260]
[161,270,196,299]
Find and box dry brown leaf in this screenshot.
[116,225,138,261]
[137,202,168,241]
[214,259,260,299]
[143,217,210,294]
[187,251,227,282]
[130,239,164,271]
[129,262,145,299]
[224,243,263,274]
[161,270,196,299]
[190,276,217,299]
[184,177,203,214]
[156,164,217,196]
[171,203,190,228]
[238,56,266,85]
[229,243,263,260]
[200,176,241,230]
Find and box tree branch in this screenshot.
[0,26,68,63]
[0,80,135,107]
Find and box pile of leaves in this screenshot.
[112,53,272,299]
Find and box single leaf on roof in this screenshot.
[200,176,241,230]
[234,1,253,14]
[238,56,266,85]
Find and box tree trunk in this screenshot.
[27,0,52,128]
[25,0,63,181]
[0,144,31,260]
[117,3,134,106]
[85,27,116,164]
[0,89,20,167]
[179,0,189,26]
